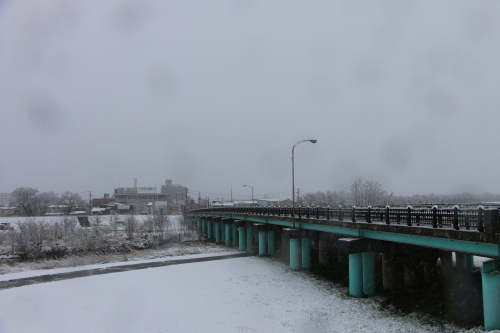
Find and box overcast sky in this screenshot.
[1,0,500,201]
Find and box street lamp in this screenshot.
[243,185,254,204]
[292,139,317,218]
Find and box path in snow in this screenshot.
[0,252,252,290]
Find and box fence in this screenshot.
[188,205,500,233]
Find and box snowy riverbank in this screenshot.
[0,253,495,333]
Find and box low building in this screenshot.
[114,179,168,214]
[45,205,69,216]
[91,193,114,208]
[255,199,280,207]
[0,207,19,217]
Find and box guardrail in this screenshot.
[187,205,500,233]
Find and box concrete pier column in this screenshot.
[201,219,207,235]
[465,254,474,270]
[214,222,220,243]
[259,231,267,256]
[301,238,312,270]
[382,254,398,291]
[232,224,238,247]
[423,261,435,284]
[246,225,254,252]
[456,252,474,271]
[440,251,453,277]
[403,264,418,287]
[482,259,500,330]
[267,230,275,256]
[290,238,301,270]
[362,251,376,296]
[349,253,363,297]
[207,220,213,239]
[224,223,231,246]
[238,226,246,251]
[318,240,328,266]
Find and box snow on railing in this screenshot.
[187,205,500,233]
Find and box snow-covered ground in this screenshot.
[0,214,186,230]
[0,254,493,333]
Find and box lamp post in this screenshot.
[243,185,254,204]
[292,139,317,218]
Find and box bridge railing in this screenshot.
[187,205,496,232]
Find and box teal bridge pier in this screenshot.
[187,205,500,330]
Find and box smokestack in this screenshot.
[134,178,137,188]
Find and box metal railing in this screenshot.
[187,205,496,232]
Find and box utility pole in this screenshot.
[297,188,300,206]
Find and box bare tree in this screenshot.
[301,190,351,207]
[301,193,317,206]
[10,187,39,216]
[146,210,169,242]
[36,191,58,215]
[350,178,388,206]
[364,180,387,205]
[13,219,46,259]
[125,215,138,239]
[60,216,77,237]
[350,177,364,206]
[58,192,87,214]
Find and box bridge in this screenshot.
[187,205,500,330]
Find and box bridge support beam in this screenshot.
[423,260,435,284]
[338,238,376,297]
[246,224,254,252]
[362,251,376,296]
[318,240,328,266]
[268,230,275,256]
[214,221,220,243]
[456,252,474,271]
[238,224,246,251]
[482,259,500,330]
[290,238,300,270]
[440,251,453,277]
[284,229,313,270]
[254,224,269,256]
[302,238,312,270]
[207,219,213,240]
[259,231,267,256]
[382,254,397,290]
[224,222,231,246]
[232,223,238,248]
[201,219,207,236]
[403,264,419,287]
[349,253,363,297]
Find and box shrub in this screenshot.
[125,215,138,239]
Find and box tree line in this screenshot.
[299,177,500,207]
[9,187,88,216]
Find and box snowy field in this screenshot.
[0,254,494,333]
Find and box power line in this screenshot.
[188,188,292,197]
[187,189,293,201]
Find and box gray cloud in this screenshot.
[1,0,500,199]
